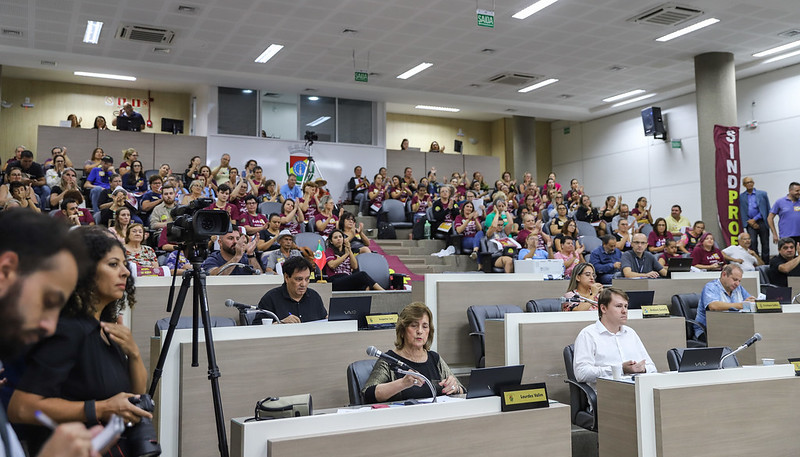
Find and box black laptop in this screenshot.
[328,296,372,330]
[666,257,693,277]
[765,286,792,303]
[678,347,724,372]
[466,365,525,399]
[626,290,655,309]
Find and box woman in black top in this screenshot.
[9,227,151,457]
[362,302,464,403]
[122,160,147,193]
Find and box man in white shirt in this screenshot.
[721,232,763,272]
[573,287,657,390]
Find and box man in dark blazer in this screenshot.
[740,177,771,263]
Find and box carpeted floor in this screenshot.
[367,240,425,284]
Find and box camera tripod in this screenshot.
[148,244,229,457]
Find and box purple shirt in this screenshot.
[770,196,800,238]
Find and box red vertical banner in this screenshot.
[713,125,741,246]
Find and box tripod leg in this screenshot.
[148,271,193,397]
[193,269,229,457]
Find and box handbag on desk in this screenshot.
[254,394,313,420]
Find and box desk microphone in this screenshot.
[225,299,281,324]
[560,296,598,305]
[366,346,411,370]
[225,299,257,310]
[720,333,762,367]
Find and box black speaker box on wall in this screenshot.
[641,107,667,139]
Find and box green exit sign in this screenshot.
[477,9,494,28]
[354,71,368,83]
[563,127,570,135]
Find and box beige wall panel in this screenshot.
[386,113,496,158]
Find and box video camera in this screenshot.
[304,130,318,145]
[166,198,231,245]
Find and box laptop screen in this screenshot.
[678,347,724,372]
[328,296,372,329]
[765,286,792,303]
[466,365,524,399]
[626,290,655,309]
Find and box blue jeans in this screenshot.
[462,230,485,252]
[89,186,107,211]
[33,185,50,210]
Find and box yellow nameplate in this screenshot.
[366,314,398,325]
[791,361,800,372]
[641,304,670,318]
[500,383,549,412]
[756,301,782,313]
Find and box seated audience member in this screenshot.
[455,200,484,260]
[429,141,445,153]
[82,147,105,174]
[278,198,305,235]
[241,159,258,180]
[547,192,565,218]
[339,211,371,254]
[648,217,682,254]
[516,215,550,255]
[402,166,417,193]
[62,190,95,224]
[199,166,218,195]
[280,173,302,201]
[613,219,633,252]
[722,232,763,272]
[324,229,384,291]
[466,189,487,217]
[0,167,27,204]
[95,174,124,211]
[256,213,283,252]
[554,219,579,253]
[164,250,192,275]
[411,184,432,223]
[118,148,138,175]
[348,165,369,208]
[3,144,24,172]
[314,195,339,237]
[83,154,114,210]
[112,102,146,130]
[246,166,266,197]
[691,233,725,271]
[257,256,327,323]
[621,233,667,278]
[591,235,622,284]
[610,204,637,232]
[573,288,657,390]
[140,175,164,220]
[576,195,607,236]
[682,220,705,251]
[168,175,189,202]
[123,160,148,193]
[9,150,50,207]
[228,178,253,217]
[55,198,84,227]
[362,302,464,403]
[210,154,231,187]
[8,181,40,213]
[205,183,240,224]
[149,184,178,245]
[202,228,260,275]
[564,178,583,203]
[44,153,68,188]
[48,167,80,208]
[367,173,389,215]
[483,196,516,273]
[658,239,682,267]
[549,203,571,235]
[99,187,139,227]
[239,194,268,236]
[297,181,319,221]
[260,178,281,203]
[518,231,550,261]
[555,238,584,278]
[431,185,460,236]
[388,175,411,203]
[184,155,202,183]
[563,263,603,311]
[93,115,108,130]
[500,171,517,194]
[600,195,622,223]
[124,223,160,274]
[262,229,303,274]
[666,204,691,236]
[695,264,755,337]
[631,197,653,226]
[110,206,132,243]
[182,179,205,206]
[768,237,800,287]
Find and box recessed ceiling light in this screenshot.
[512,0,559,20]
[397,62,433,80]
[611,93,656,107]
[415,105,460,113]
[753,39,800,58]
[242,89,253,94]
[83,21,103,44]
[74,71,136,81]
[602,89,646,103]
[308,96,319,101]
[254,44,284,63]
[306,116,330,127]
[655,18,719,42]
[518,78,558,93]
[762,49,800,64]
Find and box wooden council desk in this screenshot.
[153,321,394,457]
[483,311,685,403]
[230,397,571,457]
[707,304,800,365]
[597,365,800,457]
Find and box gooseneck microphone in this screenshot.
[225,299,281,324]
[366,346,410,370]
[225,299,256,310]
[720,333,762,367]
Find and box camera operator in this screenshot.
[202,228,260,276]
[0,213,109,457]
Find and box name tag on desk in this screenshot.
[756,301,782,313]
[788,358,800,376]
[500,383,549,412]
[366,313,397,329]
[641,304,670,318]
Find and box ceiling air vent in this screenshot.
[486,72,542,86]
[628,4,703,27]
[116,24,175,44]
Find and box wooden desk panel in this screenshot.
[134,281,331,371]
[653,378,800,456]
[435,280,568,366]
[267,405,571,457]
[597,379,637,457]
[516,317,684,402]
[179,329,394,457]
[707,311,800,365]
